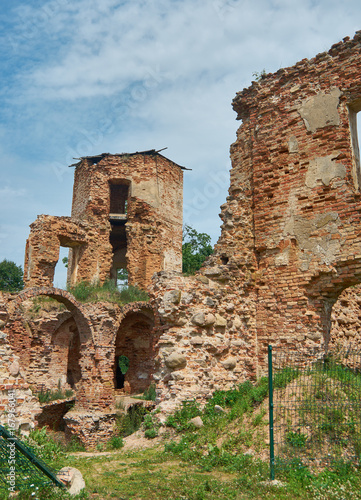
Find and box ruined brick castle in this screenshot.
[1,32,361,447]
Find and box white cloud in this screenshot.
[1,0,361,266]
[17,0,358,101]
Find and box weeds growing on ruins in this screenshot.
[67,280,149,305]
[2,378,361,499]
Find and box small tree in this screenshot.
[182,224,213,275]
[0,259,24,292]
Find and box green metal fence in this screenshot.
[0,425,65,493]
[268,345,361,477]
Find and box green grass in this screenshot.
[23,296,67,318]
[276,358,361,466]
[2,372,361,499]
[67,280,149,305]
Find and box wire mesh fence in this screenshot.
[269,345,361,473]
[0,425,64,493]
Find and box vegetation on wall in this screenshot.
[182,224,213,275]
[0,259,24,292]
[67,280,149,305]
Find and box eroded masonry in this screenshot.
[24,150,185,289]
[2,32,361,447]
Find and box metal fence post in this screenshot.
[268,344,275,480]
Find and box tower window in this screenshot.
[110,184,129,214]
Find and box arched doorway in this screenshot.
[114,310,155,394]
[8,287,94,392]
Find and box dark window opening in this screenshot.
[114,314,155,394]
[109,181,130,284]
[110,184,129,215]
[67,325,81,389]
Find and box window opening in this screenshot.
[110,184,128,215]
[53,246,69,290]
[66,324,81,389]
[117,268,128,289]
[221,255,229,265]
[109,182,129,284]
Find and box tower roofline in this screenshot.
[68,149,191,170]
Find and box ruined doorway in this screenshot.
[114,311,155,394]
[109,181,129,284]
[114,355,125,389]
[66,322,81,388]
[50,317,82,390]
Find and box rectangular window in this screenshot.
[110,184,129,214]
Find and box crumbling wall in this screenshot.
[0,293,41,433]
[24,216,88,288]
[149,32,361,412]
[69,151,184,288]
[328,285,361,351]
[24,151,184,290]
[6,33,361,436]
[2,288,160,446]
[227,32,361,365]
[149,271,256,413]
[114,308,157,394]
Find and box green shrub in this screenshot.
[118,285,149,303]
[273,366,301,388]
[144,428,158,439]
[165,400,201,431]
[36,382,74,404]
[107,435,124,450]
[143,413,160,438]
[118,355,130,375]
[204,377,270,424]
[24,427,64,466]
[139,384,157,401]
[0,259,24,292]
[116,405,147,437]
[286,430,307,448]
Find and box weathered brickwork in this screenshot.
[148,32,361,410]
[3,33,361,444]
[2,288,160,445]
[212,33,361,364]
[0,293,42,433]
[24,150,185,289]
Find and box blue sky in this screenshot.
[0,0,360,287]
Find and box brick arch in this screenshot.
[111,301,156,344]
[113,301,158,393]
[10,287,94,344]
[120,301,155,320]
